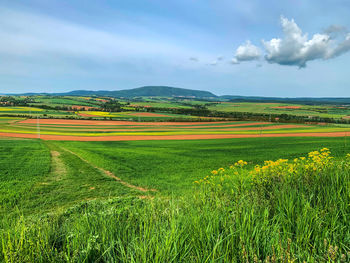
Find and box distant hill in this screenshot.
[7,86,217,98]
[107,86,217,98]
[5,86,350,104]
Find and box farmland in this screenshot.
[2,117,350,141]
[1,96,350,262]
[207,102,350,119]
[1,136,350,262]
[4,95,350,122]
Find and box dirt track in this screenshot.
[60,146,156,192]
[1,131,350,141]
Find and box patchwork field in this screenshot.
[1,117,350,141]
[208,102,350,119]
[1,105,350,262]
[0,106,204,121]
[76,110,198,120]
[0,106,75,117]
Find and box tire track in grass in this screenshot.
[50,151,67,180]
[59,146,157,193]
[35,150,67,189]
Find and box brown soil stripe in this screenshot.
[59,147,157,193]
[20,119,227,126]
[1,132,350,141]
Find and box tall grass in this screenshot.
[1,148,350,262]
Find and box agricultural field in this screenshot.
[31,96,99,108]
[3,95,350,122]
[1,102,350,262]
[207,102,350,119]
[0,106,201,121]
[2,117,350,141]
[1,135,350,262]
[76,110,199,121]
[0,107,76,117]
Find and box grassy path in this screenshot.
[49,150,67,180]
[15,141,141,216]
[59,145,157,193]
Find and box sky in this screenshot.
[1,0,350,97]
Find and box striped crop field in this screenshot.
[2,117,350,141]
[0,106,75,117]
[77,110,198,119]
[0,106,44,112]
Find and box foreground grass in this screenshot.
[55,137,350,193]
[1,138,350,262]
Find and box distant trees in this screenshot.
[125,104,350,124]
[101,101,122,112]
[0,96,33,106]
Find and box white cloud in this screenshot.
[262,16,350,68]
[262,17,333,67]
[230,17,350,68]
[232,40,261,63]
[230,58,239,64]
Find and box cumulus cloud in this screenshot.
[262,17,334,68]
[189,57,199,62]
[262,17,350,68]
[232,17,350,68]
[232,41,261,64]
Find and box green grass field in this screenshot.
[2,136,350,213]
[0,107,75,118]
[1,136,350,261]
[31,96,100,107]
[208,102,350,119]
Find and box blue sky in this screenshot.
[1,0,350,96]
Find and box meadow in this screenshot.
[0,107,75,118]
[32,97,98,107]
[1,136,350,262]
[207,102,350,119]
[116,99,350,119]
